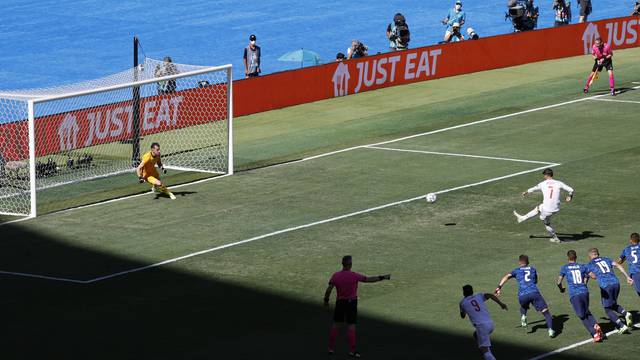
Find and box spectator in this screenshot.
[633,1,640,15]
[449,23,465,42]
[553,0,571,26]
[467,27,480,40]
[578,0,592,22]
[154,56,178,95]
[442,1,466,43]
[335,52,346,62]
[347,40,368,59]
[243,34,261,78]
[387,13,411,51]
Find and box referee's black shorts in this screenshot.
[334,299,358,324]
[592,59,613,72]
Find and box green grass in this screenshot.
[2,48,640,359]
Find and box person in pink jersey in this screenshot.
[323,255,391,358]
[584,37,616,96]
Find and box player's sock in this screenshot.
[523,208,539,220]
[160,186,176,200]
[328,326,338,352]
[581,317,596,335]
[585,73,594,90]
[605,308,621,325]
[520,307,527,316]
[614,305,627,316]
[609,74,615,90]
[543,311,554,330]
[483,351,496,360]
[347,327,356,353]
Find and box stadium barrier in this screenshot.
[233,15,640,117]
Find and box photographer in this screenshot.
[506,0,539,32]
[578,0,591,22]
[449,23,465,42]
[387,13,410,51]
[633,1,640,16]
[553,0,571,27]
[442,1,466,43]
[347,40,368,59]
[154,56,178,95]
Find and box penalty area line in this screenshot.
[365,146,555,165]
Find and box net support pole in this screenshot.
[131,36,142,166]
[27,100,37,217]
[226,67,234,175]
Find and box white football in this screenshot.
[426,193,437,203]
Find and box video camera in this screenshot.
[352,41,368,57]
[506,0,539,32]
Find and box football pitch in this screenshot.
[2,48,640,359]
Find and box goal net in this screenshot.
[0,58,233,218]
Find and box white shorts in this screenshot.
[475,322,494,348]
[538,205,558,221]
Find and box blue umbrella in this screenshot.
[278,48,322,68]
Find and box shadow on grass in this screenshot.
[0,224,589,360]
[154,190,198,199]
[528,231,604,242]
[527,314,570,336]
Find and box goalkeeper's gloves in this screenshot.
[378,274,391,281]
[557,283,566,293]
[138,176,145,183]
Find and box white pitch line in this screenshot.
[366,146,554,165]
[528,329,619,360]
[0,270,87,284]
[436,164,560,195]
[589,98,640,104]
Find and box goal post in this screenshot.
[0,59,233,218]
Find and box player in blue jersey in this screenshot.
[617,232,640,299]
[495,254,556,337]
[586,247,634,334]
[557,250,603,342]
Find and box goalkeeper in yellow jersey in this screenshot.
[136,142,176,200]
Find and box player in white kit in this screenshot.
[460,284,508,360]
[513,168,574,243]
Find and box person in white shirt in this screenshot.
[460,284,508,360]
[514,168,574,243]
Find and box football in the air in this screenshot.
[426,193,437,203]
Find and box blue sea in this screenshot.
[0,0,632,90]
